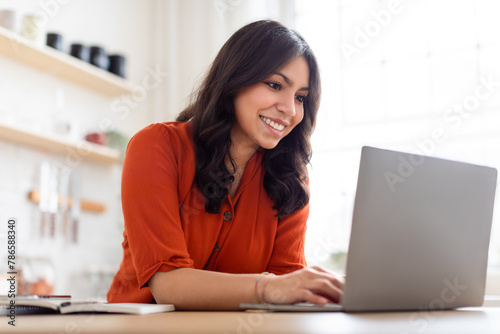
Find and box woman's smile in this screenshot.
[259,115,287,132]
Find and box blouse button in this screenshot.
[223,211,233,221]
[213,242,220,252]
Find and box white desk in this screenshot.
[2,307,499,334]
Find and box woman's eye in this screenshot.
[266,82,281,90]
[295,95,306,103]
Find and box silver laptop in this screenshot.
[241,146,497,312]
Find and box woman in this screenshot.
[107,19,343,310]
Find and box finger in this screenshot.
[306,278,343,303]
[311,266,345,283]
[299,289,330,305]
[310,265,328,273]
[309,266,330,275]
[306,268,345,290]
[329,275,344,290]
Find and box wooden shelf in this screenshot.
[28,189,106,213]
[0,122,120,165]
[0,26,134,96]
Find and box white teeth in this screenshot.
[260,116,285,131]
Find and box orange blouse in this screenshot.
[107,121,308,303]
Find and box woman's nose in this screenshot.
[276,94,296,117]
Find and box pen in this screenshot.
[60,301,99,307]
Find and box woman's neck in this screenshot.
[228,145,256,171]
[226,134,259,198]
[227,126,259,173]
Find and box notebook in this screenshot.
[0,295,175,315]
[241,146,497,312]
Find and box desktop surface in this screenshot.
[2,307,499,334]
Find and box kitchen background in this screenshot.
[0,0,294,300]
[0,0,499,299]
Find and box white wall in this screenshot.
[150,0,296,122]
[0,0,157,299]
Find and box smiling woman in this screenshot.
[107,19,344,310]
[233,56,309,150]
[176,19,320,217]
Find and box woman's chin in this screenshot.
[259,141,280,150]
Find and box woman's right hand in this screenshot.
[261,266,344,305]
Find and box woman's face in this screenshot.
[232,55,310,151]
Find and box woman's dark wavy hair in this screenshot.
[176,19,321,217]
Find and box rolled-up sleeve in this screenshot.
[121,124,195,289]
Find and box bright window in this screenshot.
[296,0,500,294]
